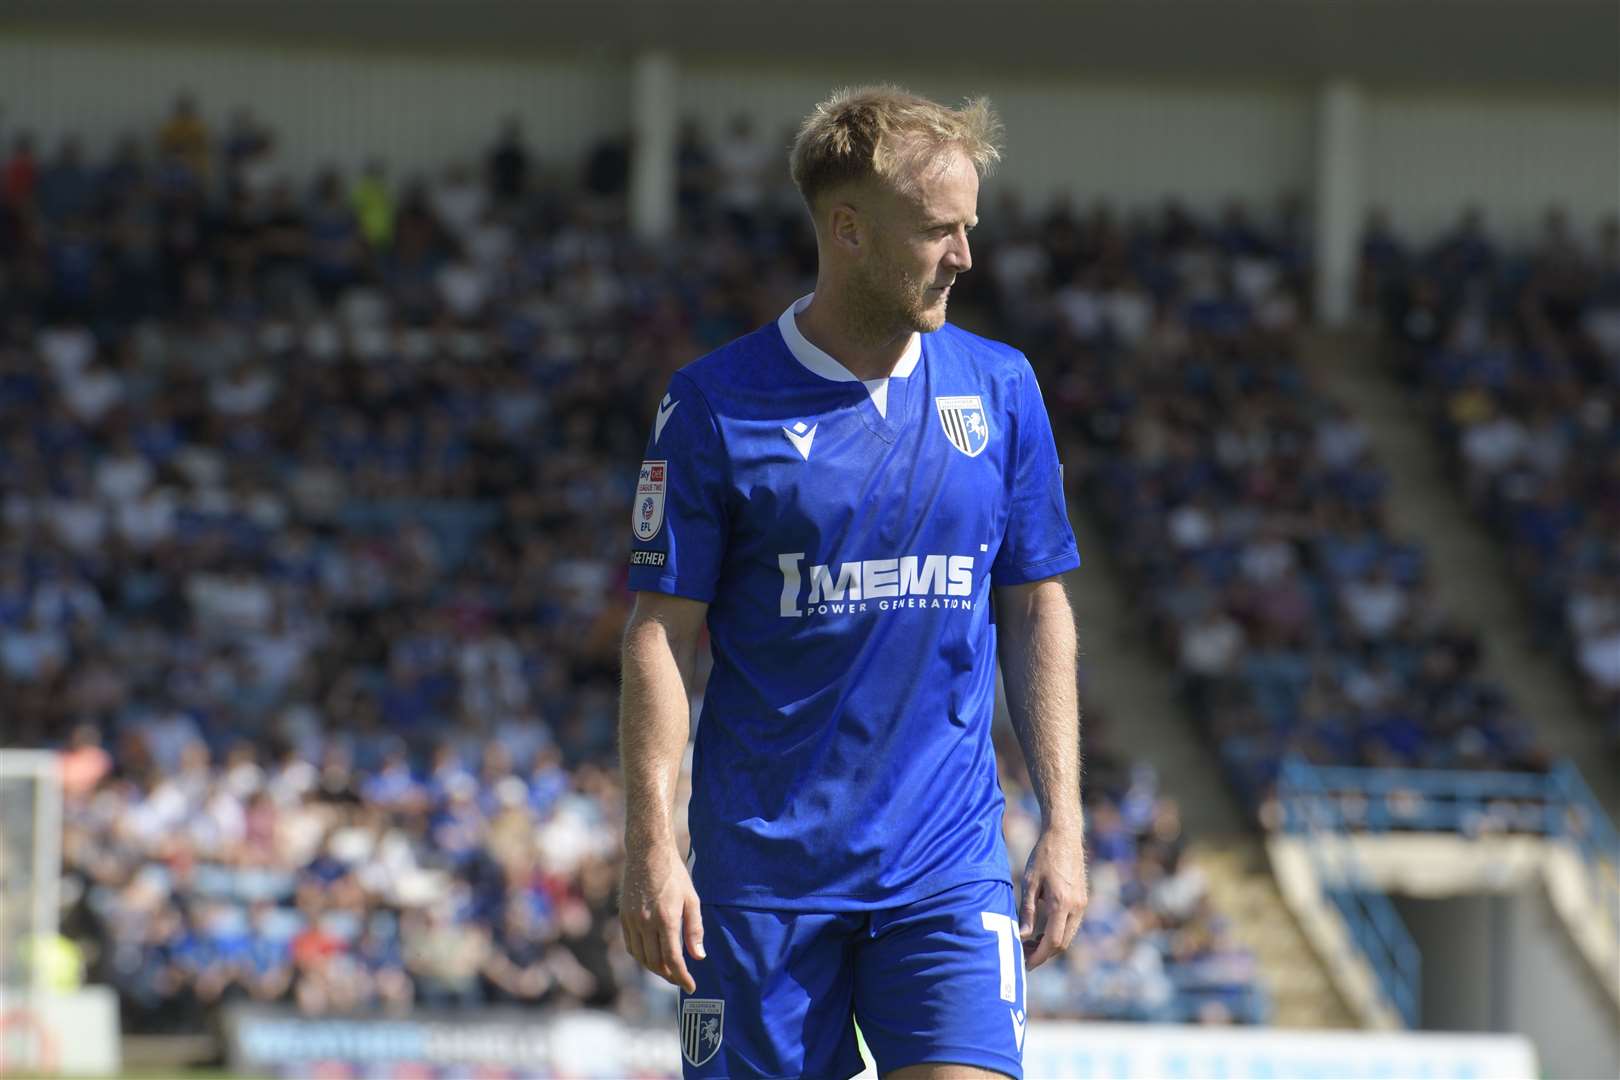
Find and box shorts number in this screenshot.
[980,911,1018,1003]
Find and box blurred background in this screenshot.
[0,2,1616,1077]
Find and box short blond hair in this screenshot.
[789,85,1003,211]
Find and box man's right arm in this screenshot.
[618,589,709,993]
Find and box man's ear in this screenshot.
[827,202,862,255]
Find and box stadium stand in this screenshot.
[1365,211,1620,744]
[960,196,1554,820]
[0,101,1270,1034]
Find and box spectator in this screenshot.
[306,169,365,303]
[59,722,111,799]
[3,131,39,207]
[350,159,395,251]
[713,113,772,236]
[404,903,488,1009]
[221,106,275,197]
[582,132,630,201]
[157,92,212,186]
[37,136,97,224]
[429,162,487,243]
[674,118,715,229]
[486,116,530,206]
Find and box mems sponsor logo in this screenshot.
[777,553,975,617]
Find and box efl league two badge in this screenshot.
[635,460,667,540]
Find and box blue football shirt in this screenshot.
[628,294,1080,910]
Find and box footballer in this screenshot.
[619,86,1088,1079]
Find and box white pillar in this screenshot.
[630,50,678,242]
[1313,79,1365,329]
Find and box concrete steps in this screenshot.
[1190,837,1360,1029]
[1063,507,1247,839]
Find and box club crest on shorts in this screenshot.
[634,460,667,541]
[681,998,724,1067]
[935,395,990,457]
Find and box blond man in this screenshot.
[621,87,1087,1079]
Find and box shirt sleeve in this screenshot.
[991,357,1082,586]
[627,373,729,601]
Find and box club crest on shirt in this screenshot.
[935,395,990,457]
[633,460,667,541]
[681,998,724,1067]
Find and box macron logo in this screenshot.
[1010,1007,1026,1052]
[783,421,817,460]
[654,394,679,443]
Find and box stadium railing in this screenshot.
[1277,759,1421,1027]
[1277,757,1620,1028]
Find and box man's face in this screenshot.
[851,146,979,335]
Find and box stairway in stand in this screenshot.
[1189,837,1359,1029]
[1063,508,1247,838]
[1061,505,1356,1027]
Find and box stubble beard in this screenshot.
[851,253,946,342]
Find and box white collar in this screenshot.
[777,293,922,383]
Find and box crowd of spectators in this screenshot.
[2,95,1266,1033]
[965,193,1550,816]
[1366,208,1620,743]
[1003,738,1264,1024]
[56,725,626,1029]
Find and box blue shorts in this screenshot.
[677,879,1026,1079]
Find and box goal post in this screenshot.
[0,750,62,993]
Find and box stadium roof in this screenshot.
[7,0,1618,93]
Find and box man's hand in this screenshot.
[1018,823,1088,970]
[620,841,705,993]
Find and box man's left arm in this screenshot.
[995,575,1087,970]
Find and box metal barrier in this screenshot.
[1276,757,1620,1030]
[1547,761,1620,941]
[1277,759,1420,1027]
